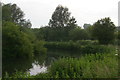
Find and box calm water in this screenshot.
[28,62,47,75]
[3,49,82,76]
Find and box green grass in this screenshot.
[48,51,118,78]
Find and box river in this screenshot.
[3,49,82,76]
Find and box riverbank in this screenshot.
[3,49,118,78]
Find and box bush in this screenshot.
[69,28,90,40]
[45,41,115,54]
[3,71,32,79]
[92,17,116,44]
[49,52,118,78]
[34,41,47,55]
[76,40,98,45]
[81,45,114,54]
[3,22,33,59]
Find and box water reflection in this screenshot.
[3,53,47,76]
[3,58,33,76]
[29,62,47,75]
[3,49,82,76]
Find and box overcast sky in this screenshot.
[3,0,119,28]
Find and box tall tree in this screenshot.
[49,5,77,28]
[48,5,77,41]
[48,5,70,28]
[2,3,32,28]
[92,17,116,44]
[66,17,77,30]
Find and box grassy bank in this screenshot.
[4,50,118,78]
[48,52,118,78]
[45,41,115,54]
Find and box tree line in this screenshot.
[2,3,119,59]
[32,5,117,44]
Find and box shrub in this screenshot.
[45,41,115,54]
[76,40,98,45]
[49,52,118,78]
[3,22,33,59]
[81,45,114,54]
[69,28,90,40]
[3,71,31,79]
[92,17,116,44]
[34,41,47,55]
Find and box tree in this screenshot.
[2,22,33,59]
[48,5,77,28]
[32,28,45,41]
[34,41,47,55]
[92,17,116,44]
[85,25,95,40]
[2,3,32,28]
[65,17,78,38]
[49,5,70,28]
[118,31,120,40]
[69,27,90,41]
[48,5,77,41]
[19,19,32,28]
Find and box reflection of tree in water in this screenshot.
[45,50,68,66]
[3,58,34,76]
[45,49,82,66]
[3,53,47,76]
[34,54,47,65]
[2,49,83,76]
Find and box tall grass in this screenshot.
[48,51,118,78]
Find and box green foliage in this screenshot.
[2,3,31,28]
[118,31,120,40]
[3,71,50,79]
[49,5,71,28]
[20,26,36,43]
[3,71,31,79]
[85,25,95,40]
[69,27,90,40]
[33,73,50,78]
[67,17,77,29]
[45,41,114,54]
[49,52,118,78]
[4,50,118,78]
[35,26,72,41]
[47,5,77,41]
[3,46,118,78]
[2,3,23,23]
[2,3,118,79]
[81,45,114,54]
[92,17,116,44]
[34,41,47,55]
[32,28,44,40]
[3,22,33,59]
[76,40,98,45]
